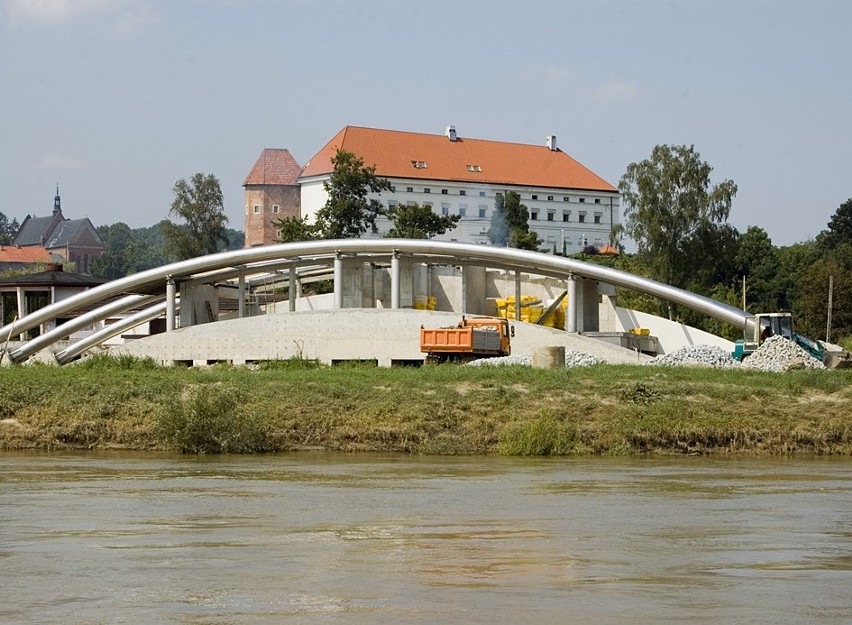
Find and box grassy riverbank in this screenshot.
[2,355,851,455]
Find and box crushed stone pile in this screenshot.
[467,349,605,368]
[645,344,741,369]
[741,335,826,372]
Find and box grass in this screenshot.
[1,355,851,455]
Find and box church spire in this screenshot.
[54,184,61,214]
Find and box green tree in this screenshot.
[384,202,460,239]
[274,216,320,243]
[161,173,229,260]
[619,144,738,294]
[0,211,19,245]
[795,242,852,341]
[733,226,782,312]
[92,221,173,279]
[314,149,392,239]
[487,191,541,250]
[817,198,852,250]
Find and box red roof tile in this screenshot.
[0,245,53,263]
[243,148,302,186]
[300,126,616,192]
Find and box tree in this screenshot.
[818,198,852,250]
[384,202,460,239]
[487,191,541,250]
[619,144,738,296]
[314,149,392,239]
[92,221,173,279]
[0,211,19,245]
[795,242,852,341]
[274,216,320,243]
[733,226,782,312]
[161,173,229,260]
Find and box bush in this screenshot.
[157,385,267,453]
[76,353,161,371]
[498,415,578,455]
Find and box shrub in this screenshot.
[498,415,578,455]
[157,385,267,453]
[76,353,161,371]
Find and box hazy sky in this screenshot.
[1,0,849,247]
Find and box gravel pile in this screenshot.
[741,335,826,372]
[645,344,741,368]
[467,349,604,368]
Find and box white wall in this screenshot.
[613,308,733,354]
[299,175,618,253]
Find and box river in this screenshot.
[1,453,850,624]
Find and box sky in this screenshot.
[1,0,850,247]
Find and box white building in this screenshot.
[298,125,620,254]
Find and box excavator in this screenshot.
[731,312,852,368]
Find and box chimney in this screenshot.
[546,135,557,151]
[446,125,458,142]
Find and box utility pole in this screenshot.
[826,274,834,343]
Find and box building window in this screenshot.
[578,212,586,223]
[253,205,260,214]
[479,191,486,197]
[467,164,482,172]
[594,214,601,224]
[530,211,538,220]
[531,195,538,200]
[412,160,427,169]
[595,198,601,204]
[459,207,466,218]
[388,200,398,210]
[424,188,431,194]
[459,190,466,196]
[547,195,554,201]
[441,203,450,216]
[547,212,554,221]
[562,212,570,222]
[406,186,414,193]
[442,189,449,195]
[579,197,586,203]
[563,196,570,202]
[478,207,486,218]
[272,204,280,214]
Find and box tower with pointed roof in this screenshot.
[242,148,302,247]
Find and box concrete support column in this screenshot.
[288,266,296,312]
[391,252,401,309]
[16,286,27,340]
[514,271,522,321]
[237,267,246,319]
[333,253,344,309]
[566,275,577,333]
[460,266,467,315]
[166,278,176,332]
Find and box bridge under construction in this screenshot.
[0,240,749,366]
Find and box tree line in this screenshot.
[4,146,849,344]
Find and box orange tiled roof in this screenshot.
[0,245,53,263]
[243,148,302,186]
[300,126,616,192]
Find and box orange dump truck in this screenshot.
[420,317,513,363]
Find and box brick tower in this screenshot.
[243,148,302,247]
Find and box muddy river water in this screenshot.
[1,453,850,624]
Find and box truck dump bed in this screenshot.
[420,327,502,355]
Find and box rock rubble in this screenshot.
[467,349,605,368]
[645,344,741,369]
[740,335,826,372]
[467,335,827,373]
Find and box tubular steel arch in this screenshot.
[0,239,750,363]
